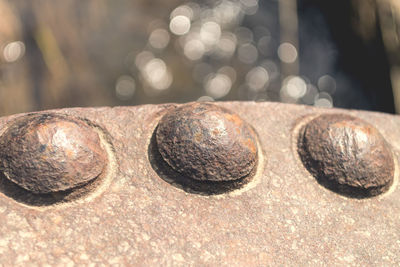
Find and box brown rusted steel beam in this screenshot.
[0,102,399,265]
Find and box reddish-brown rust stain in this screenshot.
[298,113,394,198]
[0,113,107,194]
[244,138,257,154]
[156,102,258,182]
[333,121,374,135]
[225,113,244,127]
[194,132,203,143]
[212,128,221,136]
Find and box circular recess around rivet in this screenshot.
[155,102,258,183]
[297,114,394,198]
[0,113,107,194]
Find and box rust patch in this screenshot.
[0,113,107,194]
[244,138,257,154]
[155,102,258,183]
[225,113,244,127]
[297,113,394,198]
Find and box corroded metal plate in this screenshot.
[0,102,399,266]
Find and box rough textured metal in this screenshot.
[156,102,258,183]
[0,102,399,266]
[0,113,107,193]
[298,114,394,198]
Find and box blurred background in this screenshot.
[0,0,399,116]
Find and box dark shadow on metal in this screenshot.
[0,168,103,207]
[148,127,256,195]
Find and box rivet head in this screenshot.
[156,103,258,182]
[298,114,394,197]
[0,114,107,194]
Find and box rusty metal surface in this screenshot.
[0,102,399,266]
[0,113,107,194]
[156,102,258,182]
[297,114,394,198]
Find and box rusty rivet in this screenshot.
[0,113,107,194]
[298,114,394,197]
[156,102,258,182]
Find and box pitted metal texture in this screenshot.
[156,102,258,182]
[297,113,394,198]
[0,113,107,194]
[0,102,398,266]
